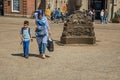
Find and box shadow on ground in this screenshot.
[11,53,50,58]
[11,53,38,57]
[53,39,99,46]
[53,40,65,46]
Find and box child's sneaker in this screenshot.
[24,56,29,59]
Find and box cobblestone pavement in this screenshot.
[0,16,120,80]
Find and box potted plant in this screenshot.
[112,12,120,23]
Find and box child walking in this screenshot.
[20,20,33,58]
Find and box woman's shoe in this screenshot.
[39,54,46,59]
[41,54,46,59]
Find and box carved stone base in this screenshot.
[61,36,96,44]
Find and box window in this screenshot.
[12,0,20,12]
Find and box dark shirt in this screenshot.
[104,11,108,17]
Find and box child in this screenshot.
[20,20,33,58]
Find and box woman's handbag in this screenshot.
[47,37,54,52]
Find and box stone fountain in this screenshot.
[60,0,96,44]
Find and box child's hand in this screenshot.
[20,35,23,41]
[20,40,23,45]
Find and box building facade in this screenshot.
[48,0,120,20]
[0,0,3,15]
[36,0,68,11]
[81,0,120,20]
[3,0,35,17]
[1,0,120,20]
[2,0,67,17]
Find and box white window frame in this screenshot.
[12,0,20,12]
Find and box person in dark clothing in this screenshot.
[92,9,96,22]
[104,9,108,24]
[0,2,3,15]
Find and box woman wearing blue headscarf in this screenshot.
[34,10,51,59]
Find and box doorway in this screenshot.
[88,0,107,19]
[0,0,3,16]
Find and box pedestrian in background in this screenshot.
[88,9,93,21]
[20,20,33,58]
[100,9,104,24]
[34,10,51,59]
[45,7,51,20]
[50,10,54,21]
[92,9,96,23]
[54,8,59,23]
[104,9,108,24]
[0,2,3,15]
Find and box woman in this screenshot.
[34,10,51,59]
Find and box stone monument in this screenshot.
[60,0,96,44]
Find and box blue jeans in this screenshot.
[104,17,107,23]
[54,15,58,23]
[101,16,104,23]
[23,40,30,56]
[39,43,47,54]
